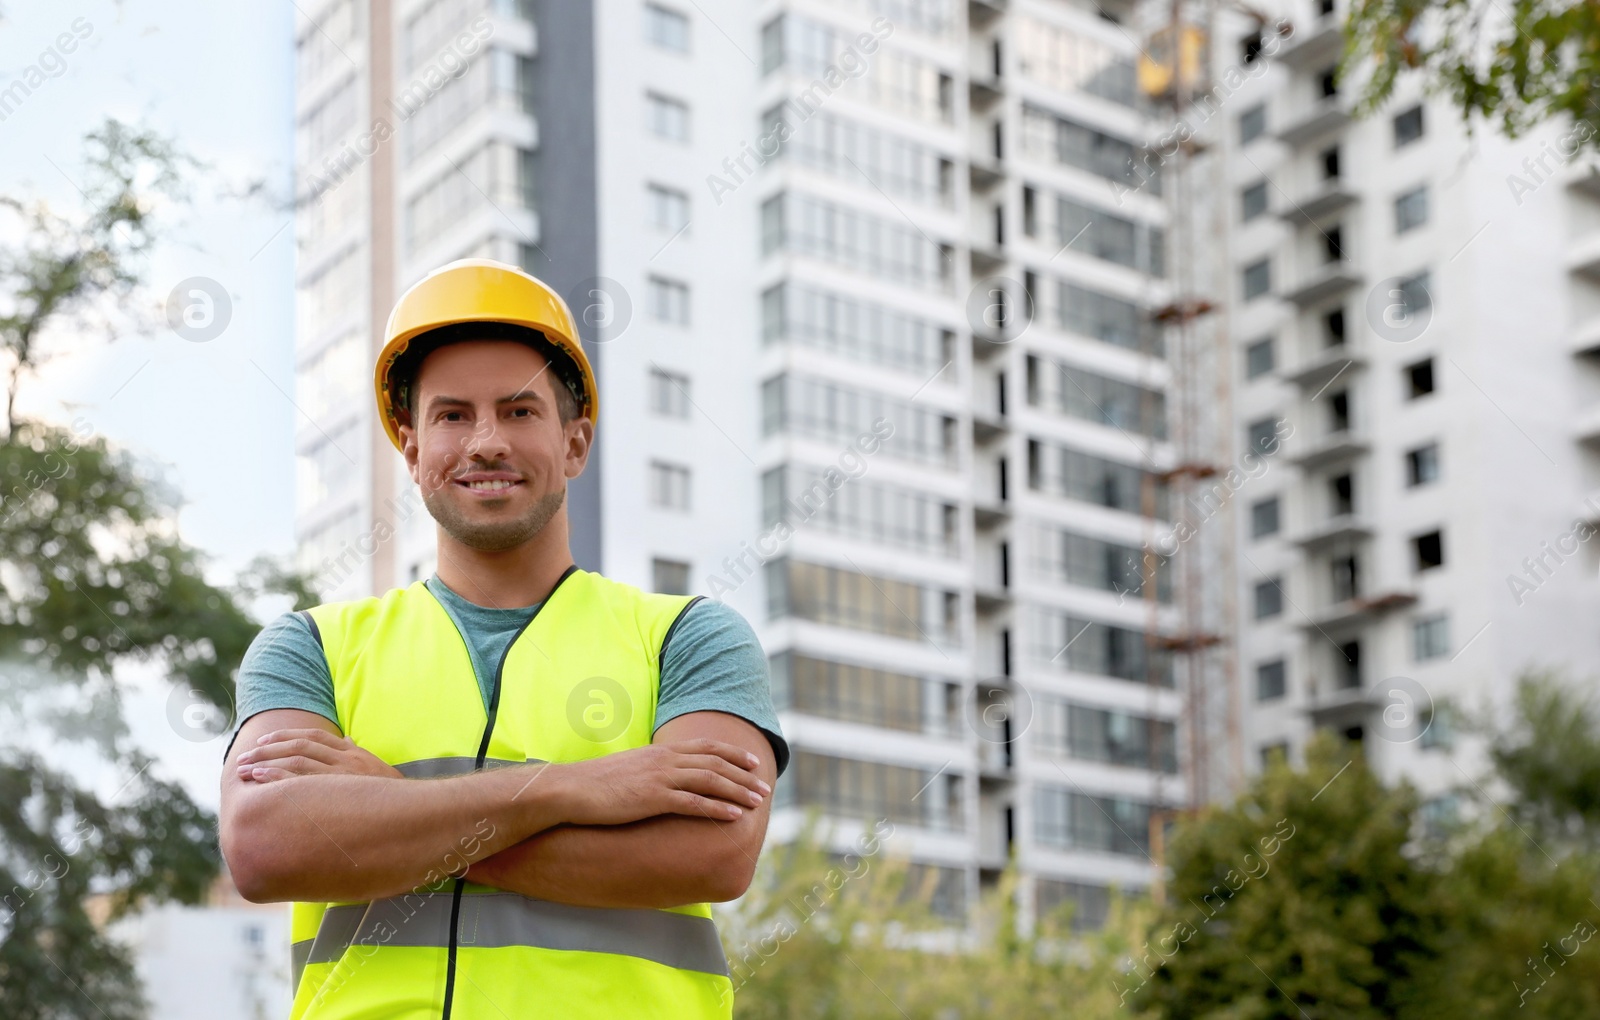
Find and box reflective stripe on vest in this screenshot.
[289,570,730,1020]
[293,893,728,975]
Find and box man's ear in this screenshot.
[563,417,594,480]
[399,415,422,486]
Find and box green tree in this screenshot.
[0,123,308,1019]
[720,816,1146,1019]
[1345,0,1600,150]
[1486,672,1600,850]
[1131,736,1445,1019]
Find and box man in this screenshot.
[220,259,786,1020]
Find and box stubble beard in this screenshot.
[424,485,566,552]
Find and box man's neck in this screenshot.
[432,519,576,609]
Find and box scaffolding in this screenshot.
[1137,0,1248,888]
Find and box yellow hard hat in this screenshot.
[374,258,597,450]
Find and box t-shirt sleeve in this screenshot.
[225,611,340,758]
[656,599,790,777]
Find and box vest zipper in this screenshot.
[439,564,579,1020]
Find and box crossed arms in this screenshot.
[218,708,776,909]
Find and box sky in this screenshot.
[1,1,298,805]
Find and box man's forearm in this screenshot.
[224,765,561,903]
[467,814,762,909]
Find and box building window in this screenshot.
[766,559,959,645]
[1406,356,1435,398]
[1025,354,1168,438]
[645,91,690,142]
[1239,103,1266,144]
[1260,742,1289,767]
[1323,307,1346,346]
[1028,522,1171,602]
[653,558,691,594]
[649,367,690,418]
[1241,30,1263,63]
[1033,785,1153,856]
[764,374,958,468]
[1035,698,1179,773]
[1253,577,1284,619]
[1036,879,1113,933]
[649,460,691,510]
[774,652,958,736]
[647,183,690,232]
[1323,224,1345,262]
[1419,704,1454,750]
[1317,65,1338,97]
[1413,614,1449,660]
[1412,529,1444,571]
[1336,639,1361,688]
[1027,438,1170,518]
[1246,417,1285,457]
[1394,185,1428,233]
[764,191,952,290]
[1397,270,1432,317]
[789,750,963,830]
[1245,336,1275,378]
[765,282,953,375]
[1393,105,1425,147]
[1406,442,1440,487]
[1056,279,1162,354]
[645,3,690,51]
[1331,554,1360,602]
[1256,659,1287,700]
[1329,472,1354,516]
[1251,496,1281,539]
[647,275,690,325]
[1241,181,1268,221]
[1026,605,1171,685]
[1242,258,1271,300]
[1321,145,1341,179]
[1328,390,1351,433]
[767,466,960,557]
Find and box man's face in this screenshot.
[399,340,592,552]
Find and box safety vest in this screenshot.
[287,566,733,1020]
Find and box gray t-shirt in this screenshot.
[229,575,788,775]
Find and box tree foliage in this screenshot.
[0,123,301,1019]
[720,816,1150,1019]
[1345,0,1600,151]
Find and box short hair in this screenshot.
[392,322,585,426]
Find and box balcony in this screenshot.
[1292,514,1373,551]
[1287,430,1369,470]
[1277,179,1359,224]
[974,585,1012,615]
[973,500,1011,530]
[969,159,1004,193]
[969,0,1006,28]
[1282,345,1364,390]
[1304,681,1377,729]
[972,411,1008,445]
[1571,316,1600,356]
[1569,164,1600,202]
[1283,262,1363,307]
[1300,589,1417,631]
[1276,95,1354,147]
[1576,403,1600,446]
[1274,15,1343,69]
[1569,233,1600,282]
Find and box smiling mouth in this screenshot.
[456,479,523,494]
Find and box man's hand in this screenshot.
[234,728,403,782]
[545,737,770,826]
